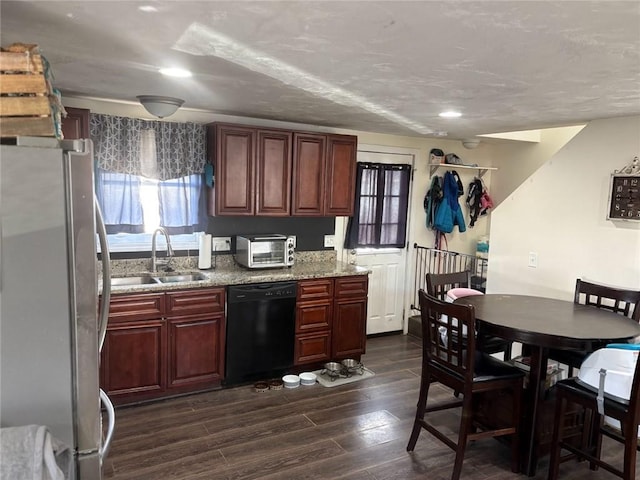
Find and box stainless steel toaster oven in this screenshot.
[235,234,295,269]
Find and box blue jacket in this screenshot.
[433,172,466,233]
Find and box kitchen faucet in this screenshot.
[151,227,174,272]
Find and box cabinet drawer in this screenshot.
[298,278,334,301]
[166,288,225,316]
[294,331,331,365]
[296,300,332,333]
[107,293,165,323]
[335,276,368,298]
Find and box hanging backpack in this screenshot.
[466,178,483,227]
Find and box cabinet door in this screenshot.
[324,134,357,216]
[292,133,326,216]
[333,276,368,359]
[212,124,255,215]
[100,320,167,402]
[167,313,224,389]
[256,129,292,216]
[61,106,90,140]
[332,298,367,359]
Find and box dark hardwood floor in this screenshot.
[103,334,635,479]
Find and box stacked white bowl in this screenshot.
[282,374,300,388]
[299,372,317,386]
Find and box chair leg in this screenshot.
[578,408,595,469]
[510,384,522,473]
[451,394,473,480]
[588,412,603,470]
[622,424,637,480]
[547,392,567,480]
[407,374,431,452]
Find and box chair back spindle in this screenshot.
[574,279,640,322]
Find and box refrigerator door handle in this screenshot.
[99,389,115,460]
[95,198,111,353]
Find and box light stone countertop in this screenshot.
[102,260,369,295]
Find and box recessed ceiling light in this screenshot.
[439,110,462,118]
[138,5,158,13]
[159,67,192,78]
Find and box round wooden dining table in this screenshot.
[454,294,640,477]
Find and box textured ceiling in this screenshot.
[1,1,639,139]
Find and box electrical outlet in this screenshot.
[528,252,538,268]
[211,237,231,252]
[324,235,335,248]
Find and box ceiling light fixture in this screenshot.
[462,138,481,149]
[137,95,184,118]
[159,67,192,78]
[138,5,158,12]
[439,110,462,118]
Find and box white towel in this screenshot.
[0,425,71,480]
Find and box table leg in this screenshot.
[522,345,549,476]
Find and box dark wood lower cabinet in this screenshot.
[167,313,224,389]
[101,319,166,397]
[332,276,368,360]
[332,297,367,359]
[101,287,225,405]
[102,277,367,403]
[294,275,368,366]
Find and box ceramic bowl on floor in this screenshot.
[282,374,300,388]
[299,372,317,386]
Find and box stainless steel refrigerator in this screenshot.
[1,137,114,479]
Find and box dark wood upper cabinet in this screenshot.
[211,124,255,216]
[292,133,326,216]
[292,132,357,217]
[209,122,357,217]
[324,134,357,216]
[256,129,292,216]
[61,106,90,140]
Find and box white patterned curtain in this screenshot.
[90,114,206,180]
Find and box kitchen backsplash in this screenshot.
[206,216,335,252]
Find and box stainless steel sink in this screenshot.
[110,275,159,286]
[110,272,208,286]
[154,273,208,283]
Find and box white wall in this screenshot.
[488,115,640,300]
[490,125,585,206]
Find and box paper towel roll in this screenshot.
[198,234,212,269]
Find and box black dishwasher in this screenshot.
[225,281,297,385]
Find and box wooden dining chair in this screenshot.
[549,279,640,376]
[547,349,640,480]
[426,271,513,360]
[407,290,525,480]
